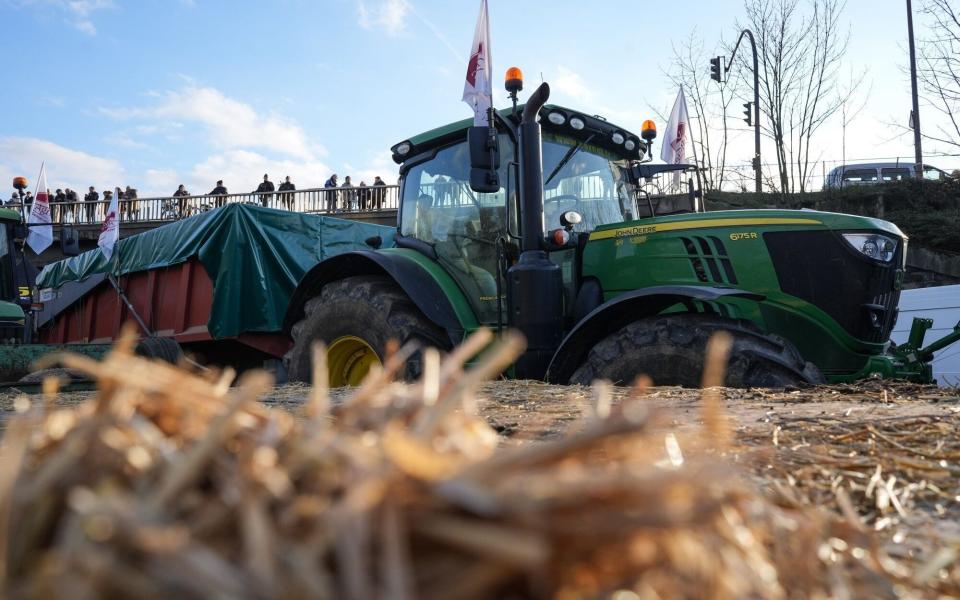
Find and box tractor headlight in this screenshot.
[569,116,585,130]
[842,233,898,262]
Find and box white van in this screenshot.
[892,284,960,385]
[823,162,952,189]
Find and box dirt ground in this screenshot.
[3,377,959,569]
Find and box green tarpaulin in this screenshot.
[37,204,395,338]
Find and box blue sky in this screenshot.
[1,0,954,197]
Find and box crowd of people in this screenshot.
[4,174,394,223]
[322,174,390,212]
[5,186,140,223]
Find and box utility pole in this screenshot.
[713,29,761,193]
[906,0,924,179]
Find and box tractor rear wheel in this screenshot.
[568,314,824,388]
[285,275,450,385]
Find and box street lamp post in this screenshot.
[712,29,762,193]
[906,0,924,179]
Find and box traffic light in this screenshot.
[710,56,723,83]
[742,101,752,126]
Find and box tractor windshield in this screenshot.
[542,134,637,233]
[399,134,514,325]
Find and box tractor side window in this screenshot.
[541,135,634,232]
[400,135,514,324]
[0,226,12,303]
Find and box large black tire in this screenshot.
[135,337,182,365]
[568,314,825,388]
[284,275,451,383]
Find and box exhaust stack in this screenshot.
[508,82,563,379]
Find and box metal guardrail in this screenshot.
[5,185,400,224]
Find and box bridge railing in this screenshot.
[6,185,400,225]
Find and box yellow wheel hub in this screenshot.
[327,335,381,387]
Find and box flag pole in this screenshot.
[25,161,45,224]
[684,93,706,207]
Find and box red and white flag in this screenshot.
[98,187,120,259]
[462,0,492,127]
[661,88,690,187]
[26,163,53,255]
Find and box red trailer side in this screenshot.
[38,257,291,368]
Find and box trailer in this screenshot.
[31,203,393,377]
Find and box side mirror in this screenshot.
[468,126,500,193]
[559,210,582,231]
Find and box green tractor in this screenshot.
[283,78,960,387]
[0,206,39,345]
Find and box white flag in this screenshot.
[26,163,53,255]
[98,187,120,259]
[661,88,691,188]
[462,0,492,127]
[661,88,690,164]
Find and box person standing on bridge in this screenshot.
[84,187,99,223]
[324,174,338,212]
[373,175,386,210]
[53,189,66,223]
[358,181,369,211]
[173,184,190,217]
[124,186,138,220]
[341,176,357,211]
[65,188,78,222]
[209,180,228,208]
[101,189,114,222]
[278,176,296,211]
[255,174,274,208]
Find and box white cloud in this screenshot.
[73,18,96,34]
[186,150,332,196]
[142,169,181,196]
[552,66,595,105]
[549,66,636,128]
[101,86,318,160]
[11,0,114,35]
[0,137,125,193]
[357,0,410,36]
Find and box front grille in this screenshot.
[680,236,738,285]
[764,230,902,343]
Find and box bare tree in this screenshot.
[661,32,739,192]
[916,0,960,149]
[739,0,852,193]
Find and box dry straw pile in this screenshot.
[0,328,949,599]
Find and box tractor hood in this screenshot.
[588,208,906,242]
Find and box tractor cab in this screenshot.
[0,208,29,341]
[393,103,663,326]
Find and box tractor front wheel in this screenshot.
[285,275,450,386]
[568,314,824,388]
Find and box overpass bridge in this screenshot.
[18,185,400,265]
